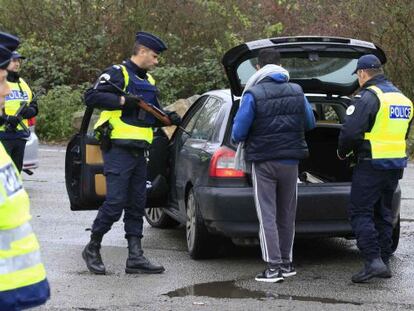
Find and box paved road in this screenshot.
[25,145,414,311]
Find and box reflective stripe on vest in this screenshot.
[364,85,413,159]
[94,65,153,144]
[0,222,32,250]
[0,221,46,291]
[1,78,33,131]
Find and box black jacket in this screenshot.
[338,75,413,160]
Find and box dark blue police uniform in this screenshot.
[338,55,413,283]
[82,32,178,275]
[85,59,163,238]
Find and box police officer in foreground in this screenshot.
[0,50,38,172]
[338,54,413,283]
[0,32,50,310]
[82,32,181,275]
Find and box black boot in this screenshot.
[379,256,392,278]
[125,236,165,274]
[352,258,388,283]
[82,233,106,275]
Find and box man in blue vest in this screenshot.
[82,32,181,275]
[0,31,50,311]
[338,54,413,283]
[232,49,315,283]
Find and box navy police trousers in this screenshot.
[92,145,147,238]
[348,161,401,261]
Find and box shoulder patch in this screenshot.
[346,105,355,116]
[98,73,111,84]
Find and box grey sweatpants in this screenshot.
[252,160,298,266]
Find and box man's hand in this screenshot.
[5,115,20,128]
[122,95,143,111]
[166,111,182,126]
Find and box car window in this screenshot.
[191,97,223,141]
[183,97,208,133]
[237,54,358,87]
[210,105,226,143]
[87,111,100,136]
[312,102,346,124]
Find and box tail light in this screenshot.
[209,146,245,178]
[27,117,36,127]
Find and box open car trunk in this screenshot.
[300,125,353,183]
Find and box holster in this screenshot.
[94,121,113,152]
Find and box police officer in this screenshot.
[338,54,413,283]
[0,50,38,172]
[82,32,181,275]
[0,32,50,310]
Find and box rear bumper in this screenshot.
[23,130,39,170]
[195,183,401,238]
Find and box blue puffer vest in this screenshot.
[245,77,309,162]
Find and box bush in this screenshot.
[36,84,88,141]
[153,47,228,104]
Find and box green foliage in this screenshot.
[153,47,227,104]
[35,84,88,141]
[264,22,284,37]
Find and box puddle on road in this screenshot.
[165,280,362,305]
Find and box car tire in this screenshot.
[390,216,400,254]
[186,188,217,259]
[145,207,179,228]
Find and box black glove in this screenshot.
[20,101,38,119]
[5,115,20,129]
[166,111,182,126]
[123,95,143,111]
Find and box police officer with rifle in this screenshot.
[0,50,38,173]
[82,32,181,275]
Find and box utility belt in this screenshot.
[95,125,151,162]
[356,157,372,163]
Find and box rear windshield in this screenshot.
[237,53,358,87]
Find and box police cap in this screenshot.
[0,32,19,52]
[0,45,13,69]
[135,31,167,54]
[353,54,382,74]
[0,32,20,69]
[11,51,26,60]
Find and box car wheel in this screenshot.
[390,216,400,254]
[186,188,216,259]
[144,207,179,228]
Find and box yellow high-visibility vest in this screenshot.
[0,143,48,293]
[94,65,155,144]
[1,77,33,131]
[364,85,413,159]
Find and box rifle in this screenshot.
[98,75,190,134]
[4,100,31,136]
